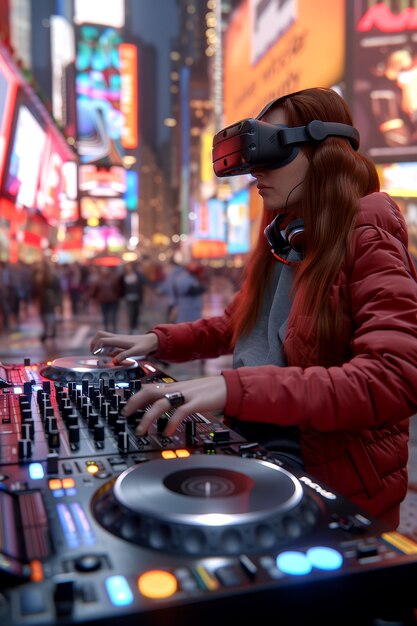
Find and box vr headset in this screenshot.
[212,116,360,178]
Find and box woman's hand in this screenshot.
[89,331,159,364]
[121,376,227,437]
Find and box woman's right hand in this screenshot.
[89,331,159,364]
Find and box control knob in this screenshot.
[18,439,32,459]
[68,425,80,444]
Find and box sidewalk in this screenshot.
[0,280,235,379]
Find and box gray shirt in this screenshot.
[233,248,302,368]
[230,249,303,468]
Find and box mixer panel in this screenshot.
[0,357,416,626]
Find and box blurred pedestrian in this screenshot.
[160,261,207,323]
[88,265,123,332]
[32,259,62,342]
[67,262,85,316]
[0,261,11,332]
[121,262,146,333]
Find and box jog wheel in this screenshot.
[40,355,145,383]
[92,454,321,555]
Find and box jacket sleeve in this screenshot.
[149,298,237,362]
[223,225,417,432]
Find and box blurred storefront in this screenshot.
[0,40,77,263]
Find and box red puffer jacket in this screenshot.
[151,193,417,528]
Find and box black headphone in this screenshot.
[264,214,305,265]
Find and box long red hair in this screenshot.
[230,88,380,364]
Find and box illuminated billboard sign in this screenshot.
[74,0,125,28]
[0,52,18,189]
[80,197,127,221]
[250,0,297,65]
[2,94,78,225]
[79,165,126,196]
[120,43,138,149]
[196,197,226,241]
[223,0,345,125]
[349,1,417,162]
[3,102,47,209]
[75,24,124,166]
[191,196,228,259]
[125,170,138,211]
[58,161,79,223]
[83,225,125,253]
[227,188,250,255]
[36,133,78,225]
[0,43,77,225]
[50,16,76,132]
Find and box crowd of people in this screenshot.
[0,257,237,341]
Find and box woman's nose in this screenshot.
[250,167,264,178]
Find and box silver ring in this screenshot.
[164,391,185,409]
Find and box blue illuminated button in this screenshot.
[306,546,343,570]
[105,576,133,607]
[276,551,312,576]
[29,463,44,480]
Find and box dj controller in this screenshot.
[0,356,417,626]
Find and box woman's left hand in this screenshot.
[121,376,227,437]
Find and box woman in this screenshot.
[90,87,417,528]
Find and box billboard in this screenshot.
[227,188,250,255]
[0,42,77,230]
[119,43,138,150]
[348,1,417,162]
[0,51,18,189]
[58,161,79,223]
[83,224,125,253]
[250,0,297,65]
[74,0,125,28]
[3,101,47,210]
[124,170,138,211]
[50,16,76,135]
[223,0,346,126]
[1,94,78,226]
[196,197,226,241]
[80,197,127,221]
[79,165,126,196]
[75,24,124,166]
[36,133,80,225]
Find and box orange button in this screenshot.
[175,449,190,458]
[161,450,176,460]
[137,570,177,599]
[30,560,44,582]
[62,478,75,489]
[48,479,62,490]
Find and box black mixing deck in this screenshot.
[0,356,417,626]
